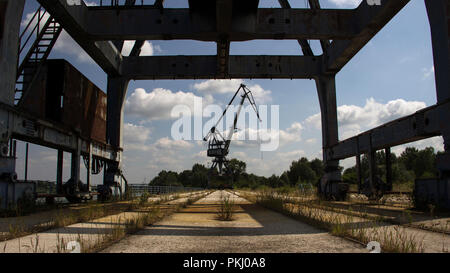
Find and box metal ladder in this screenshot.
[15,6,62,105]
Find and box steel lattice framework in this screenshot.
[0,0,449,204]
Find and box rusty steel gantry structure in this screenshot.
[0,0,450,207]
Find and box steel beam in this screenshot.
[308,0,330,54]
[0,0,25,106]
[328,101,448,161]
[86,143,92,190]
[325,0,410,74]
[356,152,362,193]
[106,77,129,150]
[56,149,63,194]
[82,7,355,41]
[71,138,81,189]
[315,75,345,200]
[315,75,340,164]
[37,0,122,76]
[277,0,314,56]
[104,76,129,188]
[112,0,146,57]
[425,0,450,153]
[368,134,376,197]
[385,147,392,190]
[121,55,321,79]
[216,0,232,77]
[0,102,119,162]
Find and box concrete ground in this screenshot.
[102,191,366,253]
[0,191,202,239]
[0,191,206,253]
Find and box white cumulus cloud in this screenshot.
[193,79,272,104]
[125,88,214,121]
[328,0,363,7]
[305,98,426,139]
[154,137,194,150]
[123,123,151,151]
[121,40,157,56]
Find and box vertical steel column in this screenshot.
[425,0,450,105]
[425,0,450,176]
[356,154,362,194]
[315,74,345,199]
[56,149,63,194]
[425,0,450,149]
[0,0,25,106]
[315,75,339,168]
[368,134,377,198]
[356,137,362,194]
[385,147,392,191]
[86,143,92,191]
[104,76,129,186]
[71,138,81,192]
[106,77,129,152]
[24,142,28,181]
[0,1,25,209]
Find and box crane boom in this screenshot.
[203,84,261,176]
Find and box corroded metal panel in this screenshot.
[19,60,107,144]
[19,65,48,117]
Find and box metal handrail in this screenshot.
[19,6,48,55]
[16,15,57,80]
[127,184,204,196]
[98,0,146,6]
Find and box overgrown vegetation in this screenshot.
[1,191,204,243]
[246,190,425,253]
[3,192,209,253]
[150,147,440,193]
[343,147,440,191]
[0,194,50,218]
[216,194,235,221]
[58,192,209,253]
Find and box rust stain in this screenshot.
[20,60,107,144]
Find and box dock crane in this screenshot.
[203,84,262,180]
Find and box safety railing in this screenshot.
[15,5,62,104]
[127,184,204,197]
[32,181,203,196]
[90,0,155,6]
[18,6,47,59]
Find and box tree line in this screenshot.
[149,146,440,189]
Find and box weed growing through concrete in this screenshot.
[217,193,235,221]
[1,191,206,243]
[247,190,425,253]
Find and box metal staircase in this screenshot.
[15,6,62,105]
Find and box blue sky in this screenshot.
[14,0,444,185]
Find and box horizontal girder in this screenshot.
[84,7,356,41]
[120,55,321,79]
[0,103,120,162]
[37,0,122,76]
[327,100,448,161]
[325,0,410,74]
[38,0,409,78]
